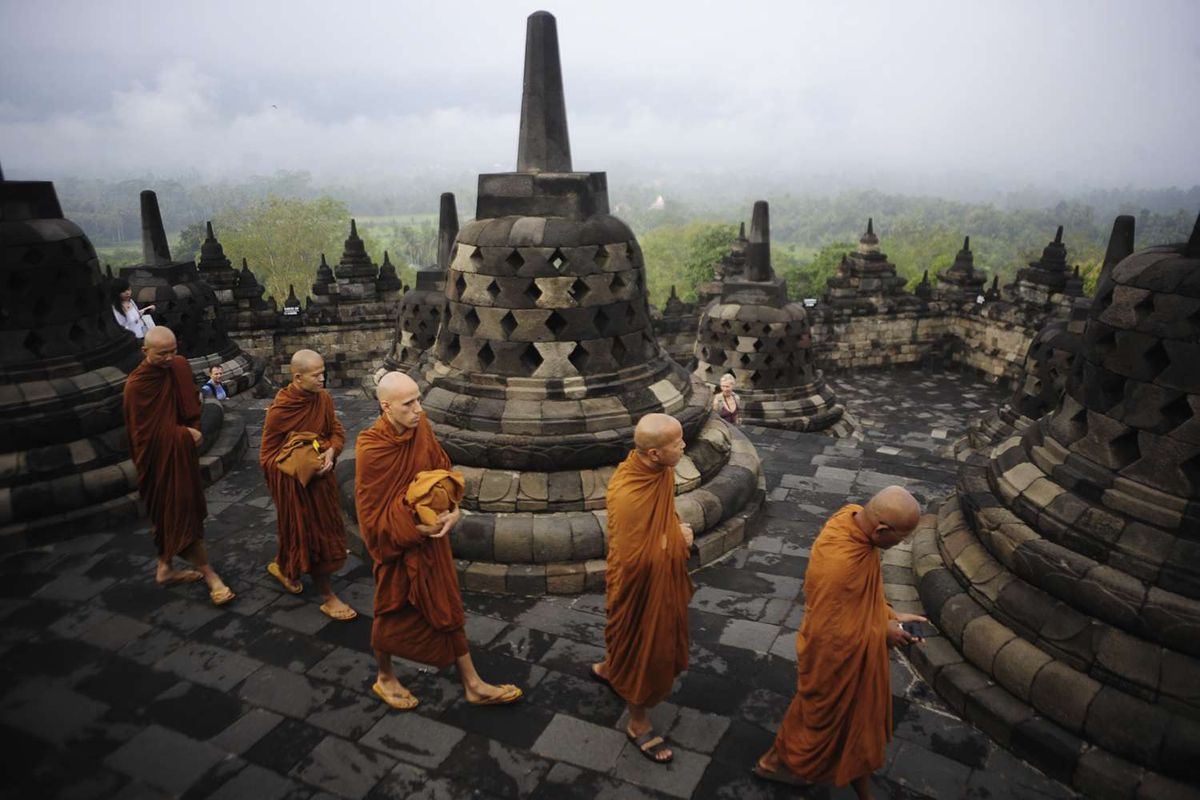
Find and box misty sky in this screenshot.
[2,0,1198,191]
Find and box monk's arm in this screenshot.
[328,404,346,457]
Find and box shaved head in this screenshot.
[867,486,920,530]
[143,326,175,349]
[377,371,423,430]
[634,413,683,451]
[856,485,921,549]
[142,325,177,366]
[378,371,419,403]
[290,348,324,375]
[633,413,686,469]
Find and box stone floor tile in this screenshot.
[155,640,264,693]
[78,612,154,651]
[668,707,732,754]
[358,711,465,769]
[238,664,335,719]
[243,718,327,774]
[717,618,780,654]
[464,613,509,648]
[104,724,227,796]
[438,696,556,749]
[884,739,973,799]
[0,676,109,745]
[444,733,554,798]
[147,680,248,739]
[488,624,559,662]
[306,685,389,739]
[307,646,378,693]
[204,761,304,800]
[537,635,607,675]
[610,741,710,799]
[530,713,628,773]
[526,667,627,727]
[530,762,672,800]
[209,708,285,755]
[291,735,395,800]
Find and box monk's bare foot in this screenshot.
[465,680,523,706]
[155,563,203,586]
[592,661,611,681]
[627,720,673,763]
[319,596,357,621]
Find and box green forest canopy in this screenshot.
[67,174,1197,307]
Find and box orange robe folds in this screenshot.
[355,413,467,668]
[775,504,893,786]
[603,450,693,707]
[123,355,206,559]
[260,383,348,579]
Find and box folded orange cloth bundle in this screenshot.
[404,469,466,525]
[275,430,324,487]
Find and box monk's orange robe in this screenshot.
[260,383,348,579]
[775,504,893,786]
[355,413,467,668]
[123,354,206,559]
[603,450,693,707]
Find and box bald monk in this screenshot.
[355,371,522,710]
[591,413,694,764]
[755,485,925,799]
[260,349,355,620]
[123,326,234,605]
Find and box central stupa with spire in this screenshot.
[352,11,764,594]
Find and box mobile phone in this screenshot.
[902,621,934,639]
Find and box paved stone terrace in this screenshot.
[0,368,1078,800]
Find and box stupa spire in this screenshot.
[745,200,773,282]
[516,11,572,173]
[139,190,173,265]
[437,192,459,270]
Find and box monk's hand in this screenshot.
[679,522,694,548]
[434,507,461,539]
[317,448,335,475]
[887,613,929,648]
[186,427,202,446]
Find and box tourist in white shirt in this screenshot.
[111,278,156,339]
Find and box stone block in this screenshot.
[584,559,607,591]
[991,637,1053,703]
[1072,748,1142,800]
[962,615,1017,673]
[963,684,1034,747]
[1095,627,1161,695]
[493,516,533,563]
[531,516,572,562]
[1010,716,1084,784]
[507,564,547,596]
[1029,660,1100,733]
[1085,686,1169,768]
[934,661,992,716]
[463,562,507,594]
[546,563,586,595]
[938,593,987,647]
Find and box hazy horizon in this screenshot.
[2,0,1199,196]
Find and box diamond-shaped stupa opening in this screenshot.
[545,310,568,336]
[506,249,524,270]
[519,343,543,372]
[477,341,496,369]
[500,311,518,338]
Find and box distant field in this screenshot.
[354,214,438,226]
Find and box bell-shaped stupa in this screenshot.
[693,201,849,434]
[910,212,1200,796]
[358,11,763,595]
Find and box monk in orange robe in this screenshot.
[260,349,354,620]
[123,326,233,605]
[755,485,923,800]
[355,371,522,710]
[592,413,694,764]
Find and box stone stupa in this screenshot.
[347,11,763,595]
[909,212,1200,797]
[693,201,850,434]
[368,192,459,389]
[936,235,988,304]
[120,190,261,395]
[0,172,245,546]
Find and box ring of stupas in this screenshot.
[2,6,1199,800]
